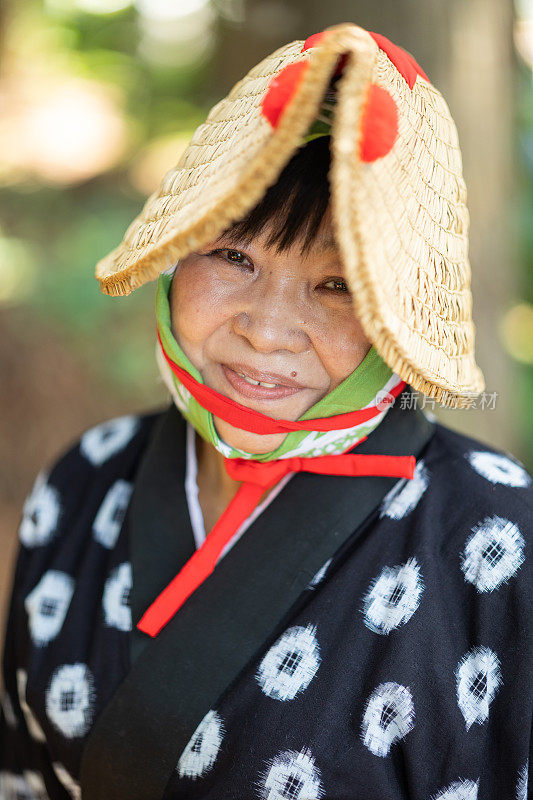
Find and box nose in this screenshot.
[230,278,311,355]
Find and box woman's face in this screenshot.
[169,206,371,453]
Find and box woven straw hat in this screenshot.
[95,21,485,408]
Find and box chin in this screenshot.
[214,418,287,455]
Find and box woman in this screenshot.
[1,22,531,800]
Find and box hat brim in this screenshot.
[95,22,485,408]
[95,25,353,296]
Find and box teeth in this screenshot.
[236,371,280,388]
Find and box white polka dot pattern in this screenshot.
[461,515,525,593]
[45,663,95,739]
[516,760,528,800]
[466,450,532,488]
[19,472,61,548]
[379,459,429,519]
[102,562,132,632]
[176,709,225,779]
[256,624,321,702]
[361,556,424,635]
[455,646,502,731]
[429,777,479,799]
[4,407,531,797]
[361,681,415,757]
[92,480,133,549]
[16,670,46,743]
[24,570,75,647]
[0,769,48,800]
[80,415,139,467]
[256,747,324,800]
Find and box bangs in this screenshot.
[219,135,332,258]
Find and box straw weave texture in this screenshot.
[330,41,485,407]
[94,22,485,407]
[95,33,344,294]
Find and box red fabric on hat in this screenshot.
[369,31,429,89]
[301,31,348,76]
[302,31,329,51]
[360,84,399,163]
[261,60,309,128]
[301,29,429,90]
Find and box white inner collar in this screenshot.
[184,421,294,556]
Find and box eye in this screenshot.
[210,248,252,268]
[322,277,350,294]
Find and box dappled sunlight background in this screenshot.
[1,0,532,633]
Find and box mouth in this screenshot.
[221,364,305,401]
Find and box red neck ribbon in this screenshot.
[156,327,407,434]
[137,332,416,637]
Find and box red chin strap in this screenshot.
[136,331,416,639]
[157,327,406,435]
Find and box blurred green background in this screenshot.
[1,0,532,621]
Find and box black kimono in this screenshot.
[1,395,531,800]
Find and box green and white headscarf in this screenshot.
[155,272,403,462]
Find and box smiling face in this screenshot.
[169,204,372,454]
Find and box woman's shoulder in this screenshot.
[378,416,533,527]
[418,418,533,512]
[376,418,532,595]
[16,407,165,553]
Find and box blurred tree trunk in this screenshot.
[442,0,519,457]
[210,0,520,456]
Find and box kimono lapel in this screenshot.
[80,394,436,800]
[127,406,196,665]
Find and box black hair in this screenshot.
[219,135,332,257]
